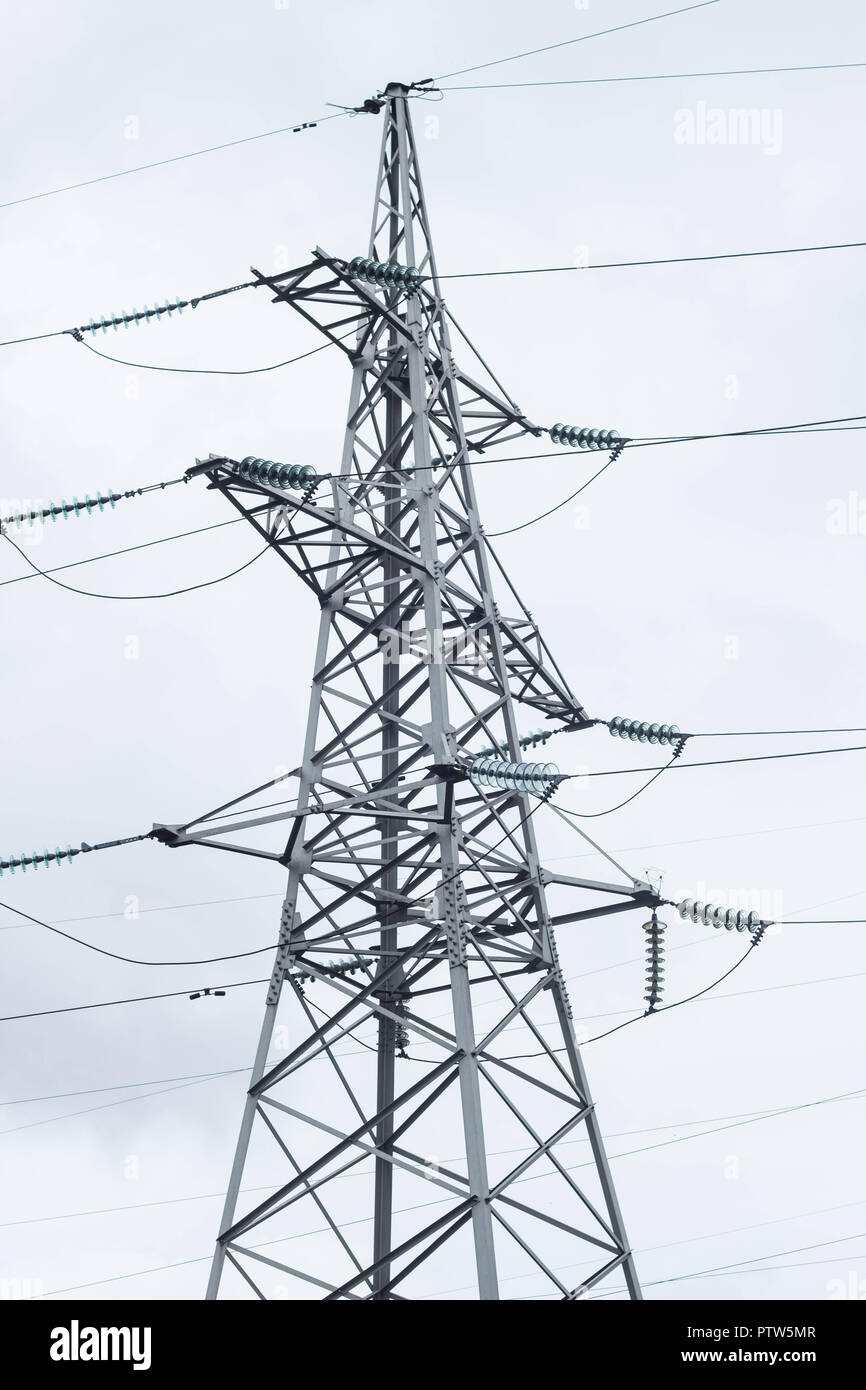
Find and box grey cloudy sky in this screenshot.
[1,0,865,1301]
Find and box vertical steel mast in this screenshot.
[182,83,647,1301]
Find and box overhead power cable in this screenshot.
[632,413,866,448]
[0,899,279,968]
[462,416,866,479]
[435,240,866,281]
[4,248,865,351]
[0,1066,250,1109]
[0,977,271,1024]
[4,955,865,1041]
[554,758,679,819]
[683,726,866,738]
[0,518,244,590]
[24,1089,864,1298]
[629,1231,866,1294]
[441,60,866,90]
[0,111,350,211]
[433,1,720,80]
[0,838,856,937]
[487,444,622,536]
[1,4,711,215]
[2,531,271,600]
[503,932,764,1057]
[73,333,340,376]
[554,741,866,788]
[5,1094,862,1231]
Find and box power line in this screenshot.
[2,531,271,600]
[7,259,866,356]
[21,1089,864,1296]
[5,1092,861,1225]
[0,815,860,939]
[0,516,244,590]
[0,1066,250,1109]
[0,898,279,968]
[645,1231,866,1290]
[73,333,339,376]
[467,416,866,476]
[433,1,720,81]
[0,977,270,1024]
[0,1072,241,1140]
[552,759,677,818]
[441,60,866,90]
[0,111,349,211]
[486,448,620,536]
[0,6,714,219]
[633,412,866,447]
[436,240,866,281]
[555,740,866,786]
[689,726,866,737]
[503,934,762,1055]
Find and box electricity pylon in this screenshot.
[159,82,653,1301]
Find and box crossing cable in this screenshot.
[38,1226,865,1303]
[5,1093,862,1230]
[440,60,866,90]
[22,1093,865,1298]
[0,1067,252,1109]
[586,1232,866,1299]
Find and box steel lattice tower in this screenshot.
[160,83,653,1300]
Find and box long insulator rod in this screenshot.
[0,833,147,877]
[639,911,667,1011]
[0,479,186,529]
[74,297,188,336]
[642,913,666,1012]
[476,727,556,758]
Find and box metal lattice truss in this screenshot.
[159,84,651,1301]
